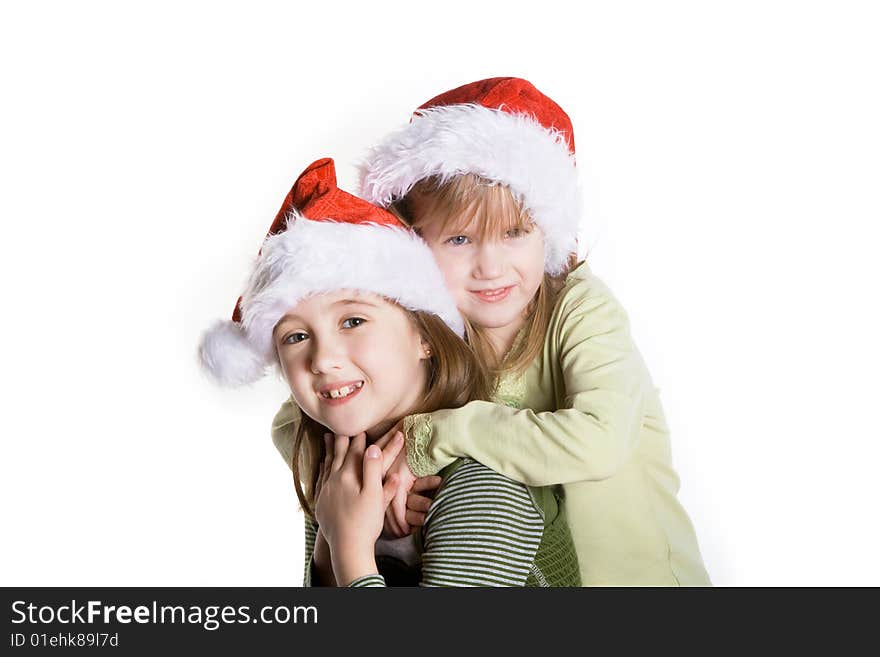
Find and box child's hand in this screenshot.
[405,476,442,528]
[369,426,407,478]
[316,430,404,502]
[315,433,400,585]
[369,421,417,538]
[312,432,404,585]
[383,447,418,538]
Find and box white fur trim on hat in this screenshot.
[359,103,581,274]
[199,212,464,387]
[199,319,268,387]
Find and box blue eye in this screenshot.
[341,317,366,329]
[283,332,308,344]
[447,235,470,246]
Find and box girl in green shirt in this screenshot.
[275,77,711,585]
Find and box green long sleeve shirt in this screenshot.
[273,262,710,585]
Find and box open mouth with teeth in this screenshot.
[471,285,514,303]
[320,381,364,400]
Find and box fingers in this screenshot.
[406,493,433,514]
[381,432,405,476]
[404,493,432,529]
[361,442,384,494]
[316,461,325,494]
[391,486,411,536]
[330,433,349,472]
[383,509,402,539]
[315,434,333,496]
[405,510,427,528]
[372,425,396,450]
[344,432,367,467]
[362,442,399,510]
[411,475,442,494]
[319,433,333,483]
[382,473,400,507]
[373,419,405,450]
[383,492,407,538]
[323,433,332,463]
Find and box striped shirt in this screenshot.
[304,459,580,587]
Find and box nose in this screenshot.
[473,241,505,280]
[309,336,345,374]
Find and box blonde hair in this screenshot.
[396,174,576,379]
[290,308,491,517]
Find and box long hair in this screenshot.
[290,308,492,518]
[396,174,575,379]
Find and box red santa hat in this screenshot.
[359,77,580,274]
[199,158,464,387]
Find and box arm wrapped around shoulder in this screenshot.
[406,270,651,486]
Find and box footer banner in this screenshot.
[2,587,862,653]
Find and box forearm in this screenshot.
[404,289,648,485]
[406,270,656,486]
[406,389,643,485]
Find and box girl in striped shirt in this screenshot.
[200,158,580,587]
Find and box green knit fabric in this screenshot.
[525,485,581,587]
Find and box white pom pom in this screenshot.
[198,320,268,387]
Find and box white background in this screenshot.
[2,0,878,586]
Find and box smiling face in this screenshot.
[408,180,546,353]
[274,290,430,439]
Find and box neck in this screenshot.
[484,318,525,361]
[365,417,398,443]
[364,367,430,442]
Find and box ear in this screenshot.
[419,338,433,361]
